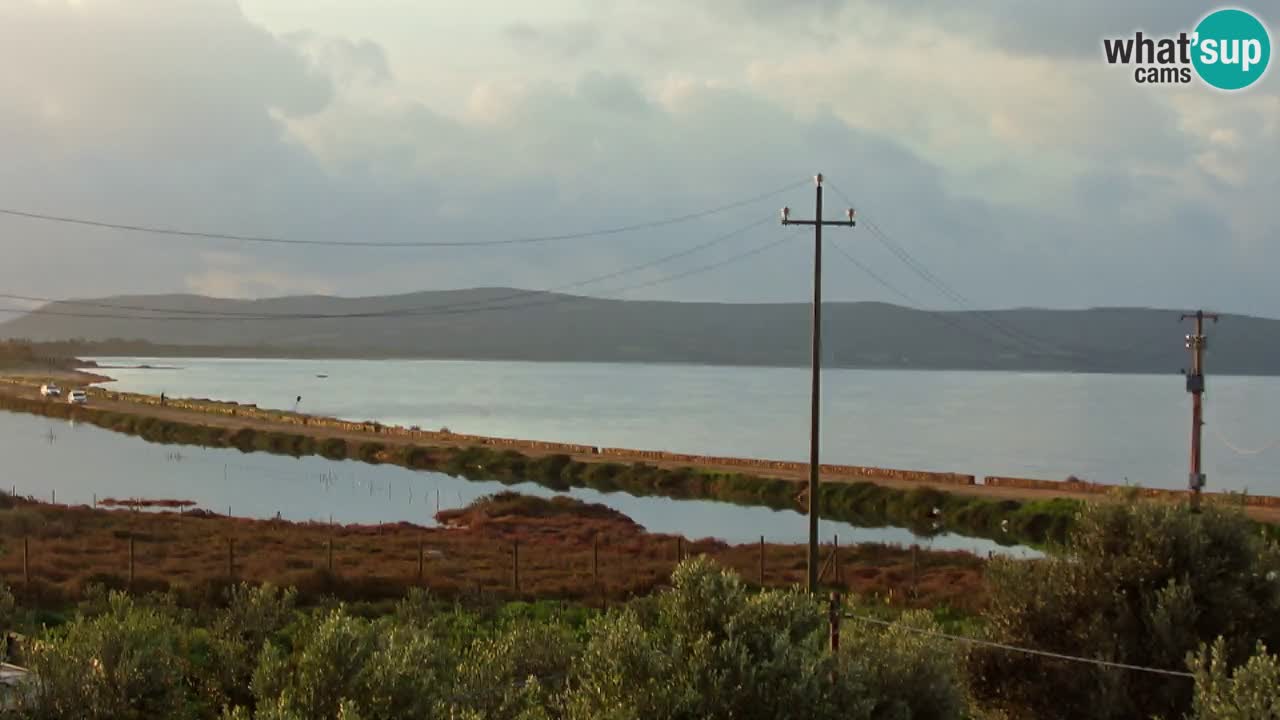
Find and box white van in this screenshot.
[39,384,61,398]
[67,390,87,405]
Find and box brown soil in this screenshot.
[0,495,985,611]
[0,368,115,384]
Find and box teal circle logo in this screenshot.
[1192,8,1271,90]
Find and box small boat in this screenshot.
[315,374,328,379]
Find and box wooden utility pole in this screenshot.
[512,541,520,594]
[782,174,856,593]
[759,536,766,587]
[1182,310,1218,511]
[828,592,842,652]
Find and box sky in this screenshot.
[0,0,1277,314]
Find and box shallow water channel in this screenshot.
[1,411,1037,557]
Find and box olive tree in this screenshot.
[564,556,966,720]
[1189,639,1280,719]
[21,591,194,720]
[972,500,1280,720]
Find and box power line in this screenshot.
[0,216,773,321]
[0,179,807,248]
[827,238,1029,355]
[1207,399,1280,456]
[827,239,924,309]
[0,222,793,324]
[843,613,1194,679]
[826,183,1084,360]
[863,219,1068,357]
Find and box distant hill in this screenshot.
[2,289,1279,375]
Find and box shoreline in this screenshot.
[0,376,1276,539]
[0,368,116,384]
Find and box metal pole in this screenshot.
[513,541,520,594]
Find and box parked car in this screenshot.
[67,390,87,405]
[39,383,61,398]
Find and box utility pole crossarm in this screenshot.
[779,173,857,595]
[782,219,857,227]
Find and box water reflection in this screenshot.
[1,411,1036,557]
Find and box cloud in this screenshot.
[288,33,392,88]
[0,0,1273,318]
[184,253,335,299]
[503,20,599,58]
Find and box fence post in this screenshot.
[128,535,135,589]
[759,536,766,587]
[828,592,841,653]
[227,538,235,581]
[911,544,919,600]
[327,539,334,573]
[93,493,97,508]
[592,533,599,594]
[676,536,683,562]
[833,534,841,585]
[22,536,29,594]
[512,541,520,595]
[417,538,424,584]
[51,490,55,505]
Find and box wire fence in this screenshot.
[2,514,971,613]
[837,608,1195,679]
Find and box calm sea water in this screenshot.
[90,357,1280,494]
[0,412,1028,556]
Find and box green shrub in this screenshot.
[973,500,1280,720]
[21,592,193,719]
[319,438,348,460]
[355,442,384,464]
[1190,638,1280,719]
[200,584,298,710]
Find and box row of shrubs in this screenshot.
[5,393,1079,545]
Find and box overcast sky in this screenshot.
[0,0,1276,314]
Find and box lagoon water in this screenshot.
[91,357,1280,494]
[0,412,1030,556]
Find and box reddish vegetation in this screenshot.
[97,497,197,509]
[0,493,987,611]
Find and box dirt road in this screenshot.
[3,374,1275,523]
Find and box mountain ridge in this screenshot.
[3,289,1278,375]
